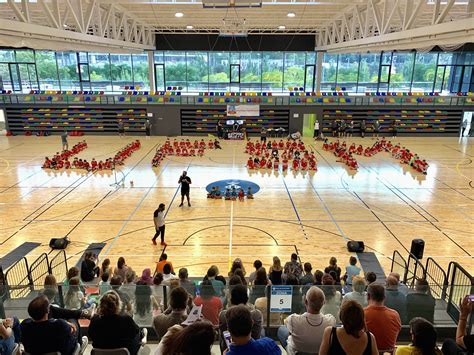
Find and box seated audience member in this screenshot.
[284,253,303,280]
[219,285,263,352]
[225,305,282,354]
[396,318,441,355]
[269,256,283,285]
[41,274,60,305]
[162,263,179,285]
[319,300,378,355]
[133,280,159,327]
[205,265,226,297]
[229,258,246,277]
[344,256,361,292]
[442,295,473,355]
[342,276,368,307]
[156,321,215,355]
[155,253,174,275]
[255,285,281,326]
[286,274,305,315]
[365,272,377,287]
[120,269,137,302]
[139,268,154,285]
[153,286,189,339]
[385,275,407,324]
[0,317,20,355]
[249,260,263,284]
[89,291,145,355]
[320,273,342,322]
[278,286,336,354]
[64,277,88,310]
[100,258,113,278]
[194,280,223,326]
[314,270,324,285]
[300,262,315,285]
[324,257,342,283]
[407,279,436,324]
[64,266,81,288]
[99,272,112,296]
[110,275,133,315]
[389,272,409,296]
[365,284,401,350]
[21,296,88,355]
[114,257,130,280]
[80,252,99,282]
[152,272,164,305]
[179,268,196,296]
[250,267,270,304]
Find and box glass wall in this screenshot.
[1,48,473,93]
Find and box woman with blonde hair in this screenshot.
[342,276,368,307]
[269,256,283,285]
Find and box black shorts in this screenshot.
[118,129,125,134]
[181,189,190,197]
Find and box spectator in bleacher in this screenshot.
[100,258,113,278]
[120,269,137,302]
[395,318,441,355]
[269,256,283,285]
[406,279,435,324]
[64,266,80,288]
[342,276,368,307]
[325,257,342,283]
[255,285,281,326]
[225,305,281,354]
[225,276,245,307]
[389,272,409,296]
[219,284,263,352]
[249,259,262,284]
[442,295,474,355]
[80,251,99,282]
[320,273,342,322]
[194,280,223,326]
[99,272,112,296]
[133,280,160,327]
[41,274,60,305]
[155,253,174,275]
[152,272,164,306]
[21,295,88,355]
[139,268,154,285]
[205,265,225,297]
[286,274,305,315]
[314,270,324,285]
[110,275,133,315]
[178,267,196,296]
[162,263,179,286]
[365,284,401,351]
[343,256,361,293]
[229,258,246,277]
[385,275,407,324]
[0,317,20,355]
[114,257,130,280]
[278,286,336,354]
[284,253,303,280]
[233,268,247,285]
[250,267,270,304]
[64,277,87,310]
[365,271,377,287]
[153,286,188,339]
[319,300,378,355]
[156,321,215,355]
[300,262,315,285]
[89,291,146,355]
[204,264,227,285]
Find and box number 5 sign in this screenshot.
[270,285,293,313]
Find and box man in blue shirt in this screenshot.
[224,304,281,355]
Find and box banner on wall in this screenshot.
[227,104,259,117]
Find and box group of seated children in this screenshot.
[207,186,254,200]
[152,138,221,167]
[246,139,317,172]
[113,140,141,165]
[391,145,429,174]
[42,141,87,169]
[323,139,358,170]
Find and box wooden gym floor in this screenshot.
[0,135,472,279]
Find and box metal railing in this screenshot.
[425,257,448,301]
[49,250,68,283]
[446,262,474,326]
[390,250,408,281]
[4,257,31,299]
[29,253,51,288]
[405,253,426,287]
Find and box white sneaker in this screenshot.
[80,336,89,354]
[141,328,148,346]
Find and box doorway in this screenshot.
[303,113,316,137]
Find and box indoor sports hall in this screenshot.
[0,0,473,354]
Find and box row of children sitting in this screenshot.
[113,140,141,165]
[172,138,222,150]
[245,139,306,154]
[42,141,88,169]
[323,139,359,170]
[247,154,318,171]
[392,145,429,174]
[207,186,254,200]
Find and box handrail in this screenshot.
[446,261,474,326]
[390,250,408,283]
[425,257,448,301]
[4,257,31,299]
[29,253,50,289]
[406,253,426,287]
[49,250,68,283]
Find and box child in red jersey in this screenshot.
[64,159,71,169]
[247,157,255,169]
[182,147,189,156]
[301,158,308,170]
[189,148,195,156]
[348,156,358,170]
[364,147,372,157]
[278,140,284,149]
[323,139,329,151]
[193,140,199,149]
[266,158,273,169]
[91,159,98,171]
[176,147,181,156]
[273,157,280,171]
[199,139,206,149]
[309,159,317,171]
[292,158,300,170]
[349,143,356,154]
[98,161,104,170]
[282,158,289,171]
[56,160,64,169]
[197,148,204,157]
[259,158,266,169]
[356,145,363,155]
[83,160,90,171]
[271,141,278,149]
[208,140,214,149]
[238,188,245,201]
[42,157,52,169]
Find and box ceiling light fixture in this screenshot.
[278,25,286,30]
[175,12,184,17]
[287,12,295,17]
[186,25,193,29]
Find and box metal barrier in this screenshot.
[425,257,448,300]
[390,250,408,281]
[446,262,474,326]
[49,250,68,283]
[4,258,31,299]
[406,253,426,287]
[29,253,51,289]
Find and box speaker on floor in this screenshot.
[347,241,365,253]
[49,237,70,250]
[410,239,425,259]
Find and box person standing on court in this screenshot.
[313,119,320,139]
[260,126,267,143]
[178,171,192,207]
[360,119,366,138]
[118,119,125,137]
[152,203,166,246]
[145,119,151,139]
[61,130,68,151]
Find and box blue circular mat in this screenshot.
[205,179,260,195]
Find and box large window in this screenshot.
[208,52,230,91]
[262,52,283,92]
[187,52,208,91]
[389,52,415,91]
[240,52,261,91]
[284,52,305,90]
[56,52,80,91]
[358,53,380,93]
[35,51,59,90]
[321,53,337,91]
[88,53,111,91]
[110,54,132,91]
[164,51,187,90]
[336,54,359,92]
[132,54,150,90]
[411,53,438,92]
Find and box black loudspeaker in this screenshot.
[347,241,365,253]
[49,237,70,250]
[410,239,425,259]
